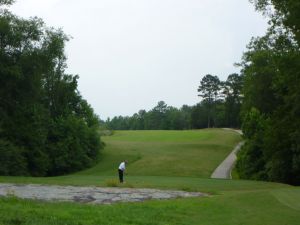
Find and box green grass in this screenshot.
[231,167,240,179]
[79,129,242,178]
[1,187,299,225]
[0,175,289,193]
[0,129,299,225]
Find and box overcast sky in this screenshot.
[10,0,268,120]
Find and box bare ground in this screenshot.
[0,183,207,204]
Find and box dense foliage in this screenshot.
[0,2,102,176]
[236,0,300,185]
[105,73,243,130]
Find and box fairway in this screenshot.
[79,129,242,178]
[0,129,299,225]
[2,0,300,223]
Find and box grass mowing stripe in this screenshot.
[1,189,300,225]
[0,129,299,225]
[98,129,242,178]
[271,188,300,211]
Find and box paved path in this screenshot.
[211,129,244,179]
[0,183,206,204]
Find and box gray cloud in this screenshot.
[11,0,268,119]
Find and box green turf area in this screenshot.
[1,187,299,225]
[0,129,299,225]
[79,129,242,178]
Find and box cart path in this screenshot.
[0,183,207,204]
[211,129,244,179]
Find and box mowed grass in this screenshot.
[79,129,242,177]
[1,187,300,225]
[0,129,300,225]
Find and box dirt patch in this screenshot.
[0,183,207,204]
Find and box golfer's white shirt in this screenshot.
[119,162,126,171]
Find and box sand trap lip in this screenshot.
[0,183,207,204]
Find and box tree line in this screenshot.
[105,73,243,130]
[1,0,299,186]
[0,0,103,176]
[106,0,300,186]
[236,0,300,185]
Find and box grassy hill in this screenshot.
[0,129,299,225]
[79,129,242,177]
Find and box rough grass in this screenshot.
[0,175,289,193]
[0,187,299,225]
[0,129,299,225]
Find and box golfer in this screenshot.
[118,160,128,183]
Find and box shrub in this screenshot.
[0,140,28,176]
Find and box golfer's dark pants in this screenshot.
[118,169,124,183]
